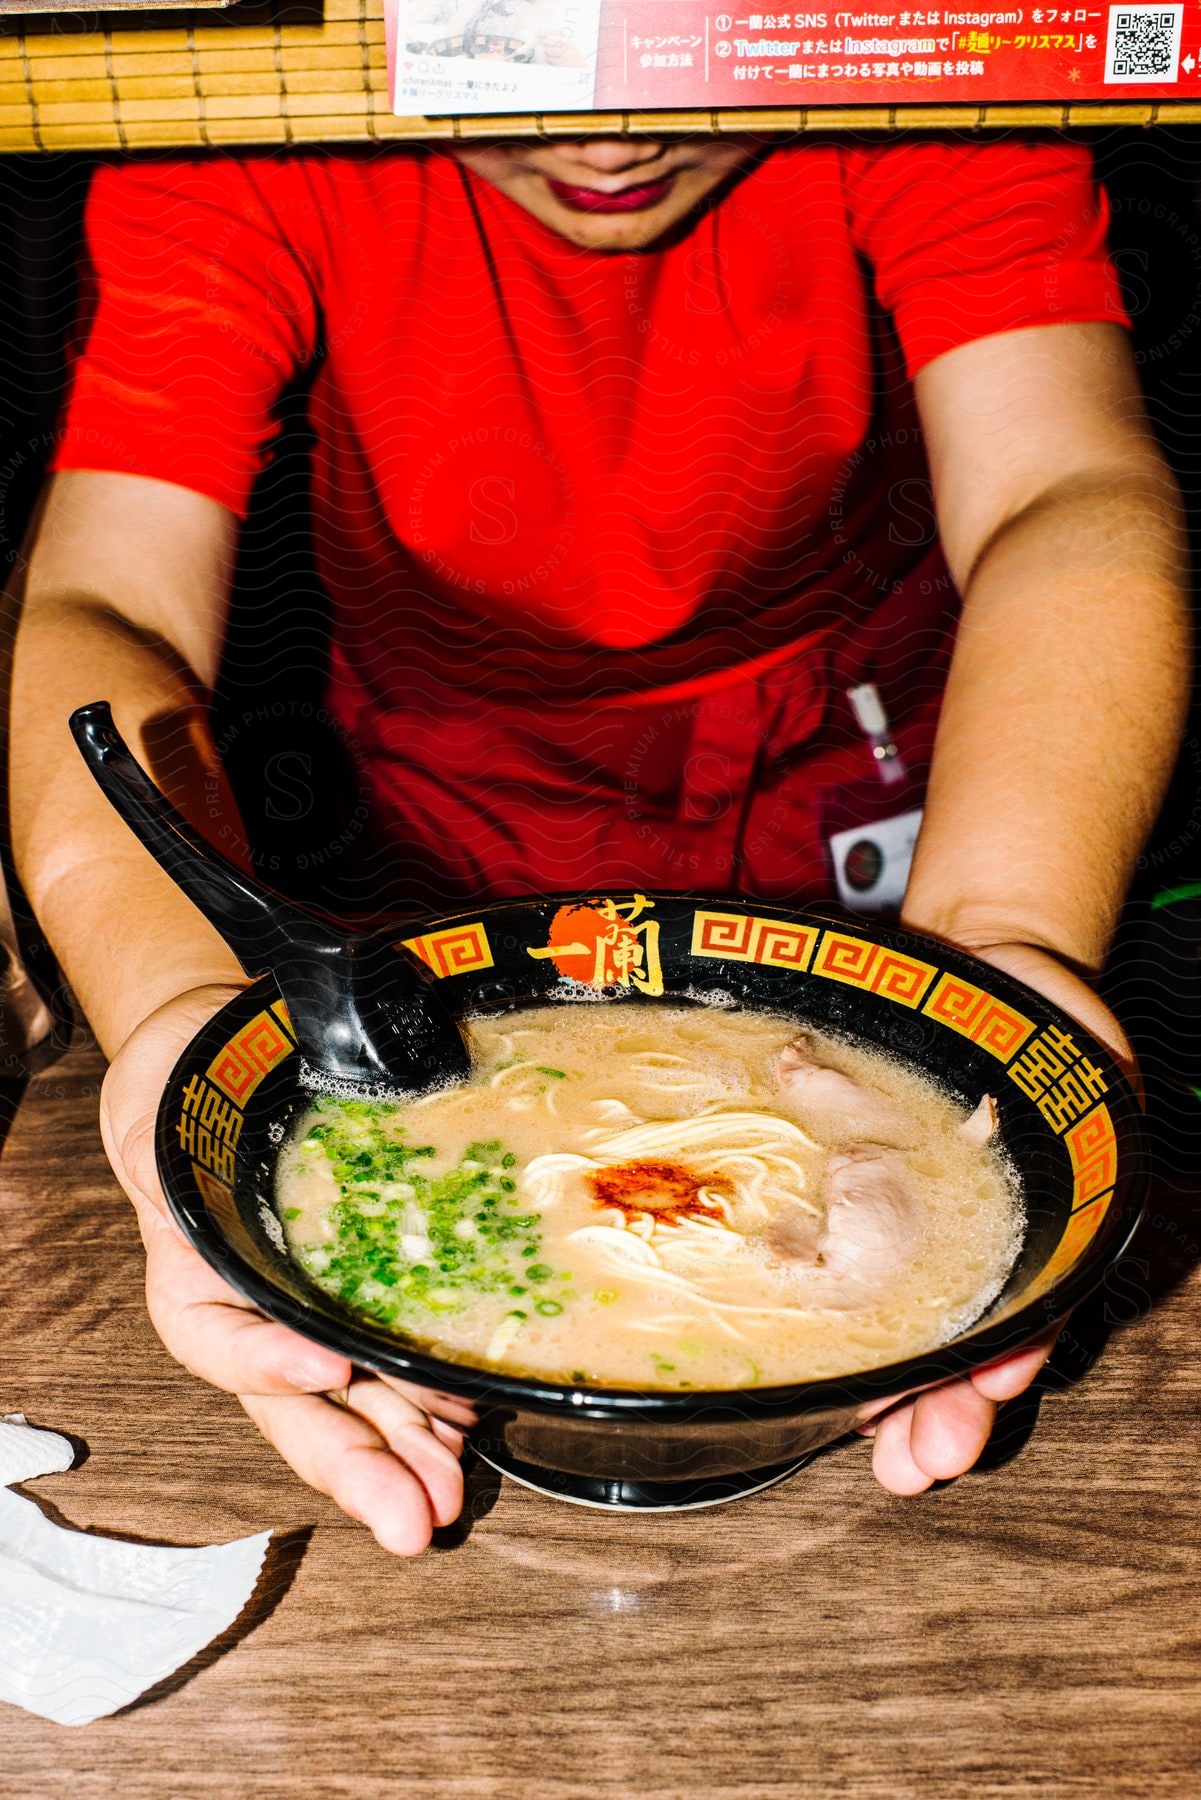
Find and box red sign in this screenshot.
[601,1,1193,103]
[390,0,1199,114]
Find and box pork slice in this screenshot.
[764,1204,823,1267]
[776,1035,917,1147]
[817,1145,922,1280]
[958,1094,998,1147]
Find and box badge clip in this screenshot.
[847,682,907,788]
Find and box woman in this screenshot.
[10,128,1188,1552]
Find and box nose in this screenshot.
[557,136,665,173]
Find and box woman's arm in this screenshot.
[10,470,464,1551]
[907,320,1190,965]
[10,469,247,1049]
[867,320,1190,1496]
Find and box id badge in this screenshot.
[827,807,924,917]
[821,683,925,916]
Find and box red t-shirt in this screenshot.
[54,137,1126,911]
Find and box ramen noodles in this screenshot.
[278,1005,1022,1389]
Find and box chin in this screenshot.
[551,207,683,251]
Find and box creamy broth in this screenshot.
[278,1004,1022,1389]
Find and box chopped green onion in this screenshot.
[287,1100,567,1334]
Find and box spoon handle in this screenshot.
[70,701,344,971]
[69,703,470,1088]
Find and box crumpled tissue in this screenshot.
[0,1414,271,1726]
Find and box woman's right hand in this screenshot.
[99,983,467,1553]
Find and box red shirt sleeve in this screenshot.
[844,134,1130,379]
[51,155,319,519]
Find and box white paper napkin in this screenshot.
[0,1414,271,1726]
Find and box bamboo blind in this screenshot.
[2,0,1200,155]
[3,0,228,13]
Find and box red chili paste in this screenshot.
[587,1160,728,1226]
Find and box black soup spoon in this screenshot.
[70,702,473,1092]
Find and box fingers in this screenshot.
[908,1380,997,1480]
[99,983,247,1220]
[342,1376,466,1521]
[99,984,466,1555]
[969,1326,1059,1402]
[426,1417,467,1454]
[861,1317,1062,1492]
[142,1206,352,1395]
[241,1379,464,1555]
[99,1100,165,1219]
[854,1389,912,1430]
[870,1379,998,1493]
[871,1402,934,1494]
[143,1192,465,1553]
[378,1373,478,1436]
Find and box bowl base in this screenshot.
[473,1443,813,1511]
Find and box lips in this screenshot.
[546,176,674,214]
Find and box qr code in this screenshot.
[1104,4,1183,81]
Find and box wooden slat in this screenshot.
[199,113,287,136]
[37,99,138,124]
[200,93,278,117]
[27,120,124,146]
[2,0,226,12]
[15,77,121,103]
[280,89,366,114]
[286,68,381,92]
[533,109,623,134]
[101,118,192,144]
[19,27,381,73]
[84,49,204,75]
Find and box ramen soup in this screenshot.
[278,1005,1023,1390]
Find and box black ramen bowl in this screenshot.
[156,894,1144,1511]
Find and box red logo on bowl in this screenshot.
[528,894,664,996]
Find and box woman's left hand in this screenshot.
[857,939,1134,1496]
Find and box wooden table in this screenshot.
[2,1037,1198,1797]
